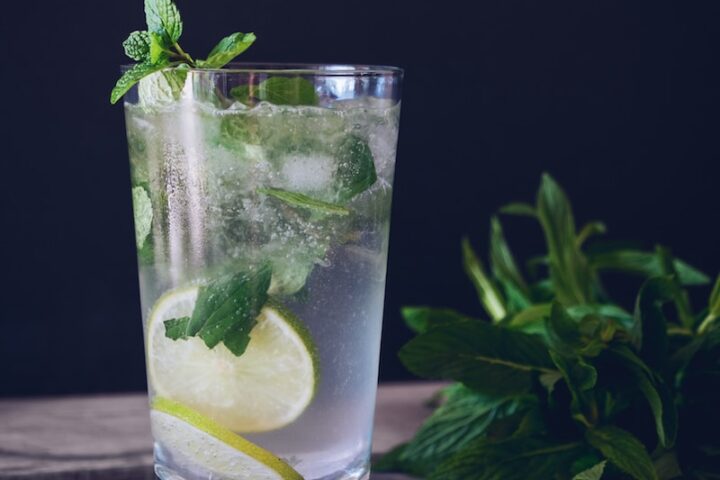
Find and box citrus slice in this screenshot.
[147,287,317,432]
[151,397,303,480]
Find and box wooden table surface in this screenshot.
[0,382,442,480]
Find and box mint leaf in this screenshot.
[430,436,582,480]
[111,62,169,105]
[698,274,720,333]
[399,320,556,396]
[547,303,607,357]
[257,77,319,106]
[402,307,476,334]
[131,186,153,249]
[490,217,532,311]
[576,222,607,248]
[573,461,606,480]
[608,345,678,449]
[168,265,273,357]
[549,351,598,426]
[710,274,720,318]
[587,249,710,286]
[585,426,658,480]
[536,173,595,305]
[149,31,169,64]
[500,202,537,217]
[188,265,272,352]
[199,32,256,69]
[632,276,678,370]
[123,31,151,61]
[334,135,378,202]
[462,237,507,321]
[145,0,183,44]
[259,188,350,216]
[164,317,190,340]
[391,385,525,477]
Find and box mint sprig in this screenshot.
[163,265,272,356]
[111,0,256,104]
[377,173,720,480]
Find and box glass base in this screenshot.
[154,442,370,480]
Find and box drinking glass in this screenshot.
[122,64,402,480]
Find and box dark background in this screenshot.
[1,0,719,396]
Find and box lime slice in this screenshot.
[147,287,318,432]
[152,397,303,480]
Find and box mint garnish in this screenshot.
[111,0,256,104]
[230,77,319,106]
[198,32,257,69]
[131,186,153,249]
[259,188,350,216]
[163,265,271,356]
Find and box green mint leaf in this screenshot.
[182,265,271,355]
[111,61,169,104]
[221,321,254,356]
[608,345,678,449]
[123,31,151,61]
[257,77,319,106]
[131,186,153,249]
[585,426,658,480]
[549,351,598,426]
[536,173,595,305]
[500,202,537,217]
[393,385,525,477]
[656,246,695,328]
[632,276,678,370]
[399,320,556,396]
[149,31,170,64]
[573,461,606,480]
[462,237,507,321]
[144,0,183,44]
[164,317,190,340]
[430,436,582,480]
[402,307,476,334]
[576,221,607,248]
[259,188,350,216]
[698,274,720,333]
[334,135,378,202]
[199,32,256,69]
[710,274,720,318]
[547,303,607,357]
[587,249,710,286]
[490,217,532,311]
[138,67,187,106]
[229,84,252,105]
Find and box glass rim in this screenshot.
[120,62,403,77]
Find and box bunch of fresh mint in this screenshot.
[376,174,720,480]
[111,0,255,104]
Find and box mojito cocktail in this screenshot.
[124,65,401,480]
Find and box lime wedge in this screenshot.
[147,287,318,432]
[152,397,303,480]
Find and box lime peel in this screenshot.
[152,397,303,480]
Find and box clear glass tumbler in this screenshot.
[122,64,402,480]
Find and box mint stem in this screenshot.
[173,42,195,66]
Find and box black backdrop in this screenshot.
[1,0,719,395]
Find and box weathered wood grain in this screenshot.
[0,382,443,479]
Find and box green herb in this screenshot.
[574,461,607,480]
[111,0,256,104]
[259,188,350,216]
[231,77,319,106]
[131,185,153,249]
[163,264,271,356]
[377,174,719,479]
